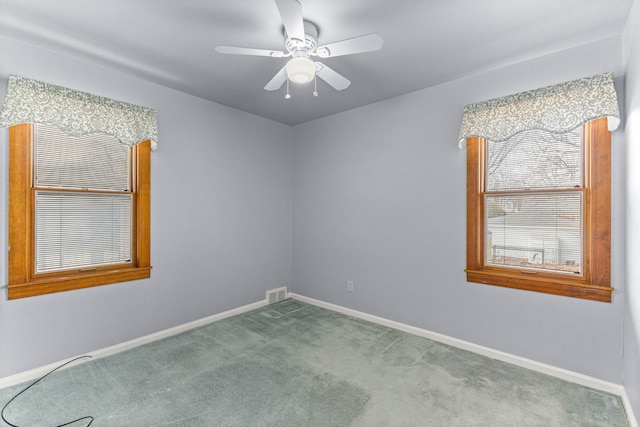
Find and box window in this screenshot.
[466,118,611,302]
[8,123,151,299]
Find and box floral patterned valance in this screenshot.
[0,75,158,151]
[457,72,620,148]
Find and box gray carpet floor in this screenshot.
[0,298,630,426]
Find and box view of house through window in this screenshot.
[484,128,583,275]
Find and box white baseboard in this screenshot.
[622,390,640,427]
[289,293,638,427]
[0,299,267,389]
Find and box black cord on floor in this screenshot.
[1,355,94,427]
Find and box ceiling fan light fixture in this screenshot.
[286,57,315,84]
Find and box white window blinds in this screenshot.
[35,192,132,273]
[33,124,133,274]
[484,128,583,275]
[35,125,130,191]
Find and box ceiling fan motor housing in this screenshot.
[284,20,318,54]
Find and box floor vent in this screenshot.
[266,287,287,304]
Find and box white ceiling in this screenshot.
[0,0,634,125]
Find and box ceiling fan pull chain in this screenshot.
[285,79,291,99]
[313,75,318,97]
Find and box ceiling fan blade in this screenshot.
[275,0,305,44]
[315,62,351,91]
[264,66,288,91]
[215,46,287,58]
[315,33,383,58]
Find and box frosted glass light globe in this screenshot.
[286,57,315,84]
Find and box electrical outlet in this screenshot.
[347,280,354,292]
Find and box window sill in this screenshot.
[465,269,612,302]
[7,267,151,300]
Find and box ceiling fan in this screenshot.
[215,0,383,97]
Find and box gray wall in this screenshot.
[0,35,293,377]
[624,0,640,421]
[292,35,626,384]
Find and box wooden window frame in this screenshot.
[465,118,612,302]
[7,123,151,299]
